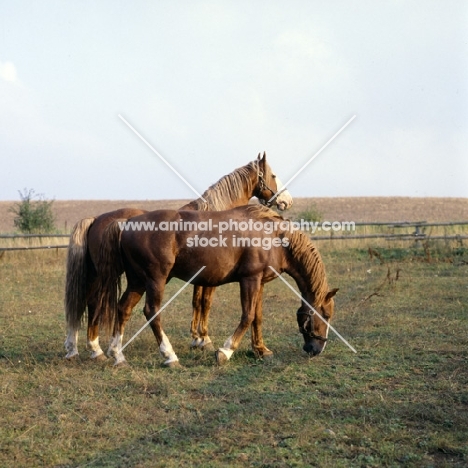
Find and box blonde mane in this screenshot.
[237,205,329,305]
[185,160,261,211]
[243,204,282,219]
[287,229,329,305]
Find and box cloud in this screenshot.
[0,61,18,82]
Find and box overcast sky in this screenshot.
[1,1,467,200]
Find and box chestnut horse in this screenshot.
[64,153,293,359]
[94,205,338,366]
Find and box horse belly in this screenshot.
[171,246,239,286]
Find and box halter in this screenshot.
[256,170,277,207]
[296,309,328,342]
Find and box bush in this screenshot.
[296,203,323,223]
[9,189,56,233]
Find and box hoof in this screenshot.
[164,360,181,368]
[253,348,274,360]
[201,342,215,352]
[65,353,79,361]
[91,353,107,362]
[215,350,229,366]
[261,351,274,361]
[113,359,129,368]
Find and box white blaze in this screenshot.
[274,176,293,210]
[322,322,330,351]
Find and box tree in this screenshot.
[9,189,56,234]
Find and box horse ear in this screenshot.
[325,288,339,302]
[257,152,261,160]
[262,151,267,162]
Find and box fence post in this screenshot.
[414,225,422,248]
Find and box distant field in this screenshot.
[1,197,468,233]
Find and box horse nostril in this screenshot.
[303,343,322,356]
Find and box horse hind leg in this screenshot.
[107,287,144,366]
[64,329,79,359]
[86,289,106,361]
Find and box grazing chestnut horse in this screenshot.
[64,153,293,359]
[94,205,338,366]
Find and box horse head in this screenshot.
[297,288,338,356]
[255,152,293,211]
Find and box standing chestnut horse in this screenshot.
[64,153,292,359]
[94,205,338,366]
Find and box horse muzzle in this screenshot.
[303,341,325,356]
[276,200,288,211]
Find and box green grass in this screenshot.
[0,246,467,467]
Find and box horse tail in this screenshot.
[65,217,96,332]
[93,220,124,336]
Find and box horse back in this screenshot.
[120,208,286,287]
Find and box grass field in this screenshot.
[1,239,467,467]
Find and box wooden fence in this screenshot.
[0,234,69,252]
[1,221,468,251]
[311,221,468,241]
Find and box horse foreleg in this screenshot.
[145,280,180,367]
[197,286,215,350]
[107,287,144,365]
[190,285,203,347]
[216,277,261,365]
[250,285,273,359]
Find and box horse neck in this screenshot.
[182,163,257,211]
[283,234,328,307]
[284,261,315,304]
